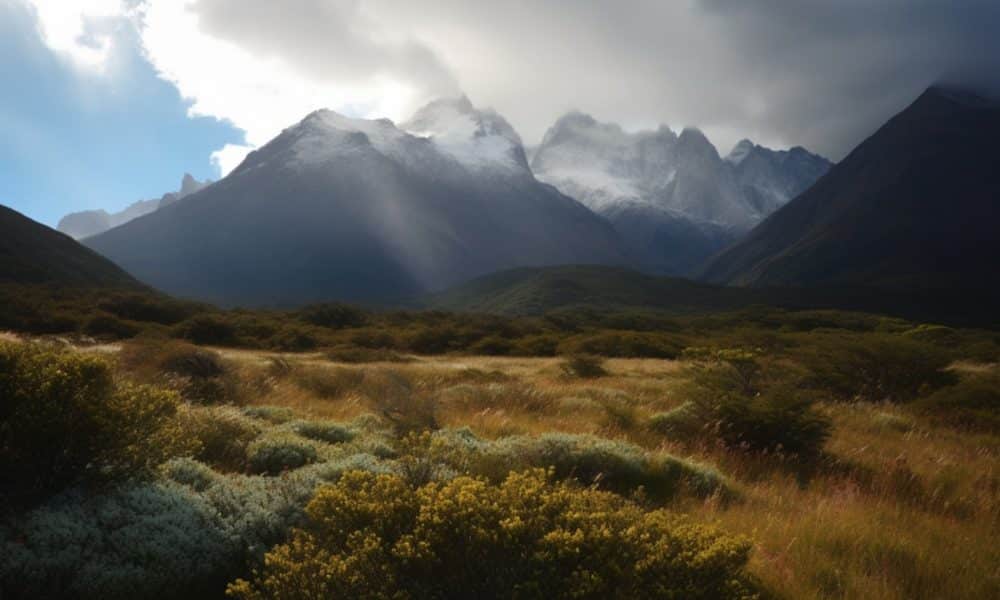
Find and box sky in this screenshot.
[3,0,1000,227]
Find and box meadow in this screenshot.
[1,301,998,599]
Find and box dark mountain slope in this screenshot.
[0,204,142,289]
[86,100,625,307]
[701,86,1000,299]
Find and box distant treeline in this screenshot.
[2,284,997,365]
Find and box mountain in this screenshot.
[700,85,1000,313]
[0,204,141,288]
[57,173,211,239]
[85,98,625,307]
[530,113,831,275]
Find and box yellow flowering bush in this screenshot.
[0,342,196,504]
[228,469,756,599]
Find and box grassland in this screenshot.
[196,350,994,599]
[2,305,998,598]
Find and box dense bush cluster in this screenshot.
[7,282,997,366]
[913,373,1000,433]
[800,334,956,402]
[0,342,195,504]
[655,349,831,458]
[228,469,756,600]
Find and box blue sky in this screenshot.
[0,1,243,227]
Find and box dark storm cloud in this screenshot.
[190,0,459,98]
[696,0,1000,156]
[165,0,1000,160]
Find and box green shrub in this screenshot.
[269,327,319,351]
[676,351,831,458]
[346,327,397,349]
[298,303,367,329]
[0,342,196,503]
[160,344,227,378]
[649,402,703,438]
[559,331,682,358]
[242,405,296,424]
[228,469,756,600]
[324,345,411,363]
[912,374,1000,433]
[511,334,560,356]
[404,326,461,354]
[183,407,263,471]
[246,431,318,475]
[174,314,238,346]
[802,334,956,402]
[292,420,356,444]
[82,313,138,339]
[559,354,607,378]
[469,335,514,355]
[428,430,729,500]
[155,342,240,404]
[97,293,201,326]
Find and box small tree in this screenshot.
[667,349,831,458]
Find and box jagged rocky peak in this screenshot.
[57,172,212,239]
[403,95,529,172]
[531,111,832,276]
[726,139,757,164]
[273,95,530,174]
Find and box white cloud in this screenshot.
[210,143,255,176]
[133,0,447,175]
[24,0,126,69]
[23,0,1000,172]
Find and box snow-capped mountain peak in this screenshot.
[402,96,528,172]
[725,139,757,165]
[531,112,832,275]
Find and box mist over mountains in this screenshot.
[57,174,211,240]
[531,113,831,274]
[26,84,990,325]
[83,98,624,306]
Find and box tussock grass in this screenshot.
[14,338,992,600]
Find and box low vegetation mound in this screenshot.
[228,469,757,600]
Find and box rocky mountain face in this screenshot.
[57,174,211,240]
[700,86,1000,311]
[85,98,625,307]
[531,113,831,275]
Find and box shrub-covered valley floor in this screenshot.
[1,322,998,599]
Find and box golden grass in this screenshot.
[203,349,998,599]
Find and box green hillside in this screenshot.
[0,205,143,289]
[425,265,753,315]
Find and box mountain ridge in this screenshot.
[1,204,142,289]
[85,98,626,307]
[699,84,1000,305]
[530,112,832,275]
[57,173,211,240]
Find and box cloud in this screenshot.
[24,0,126,69]
[24,0,1000,169]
